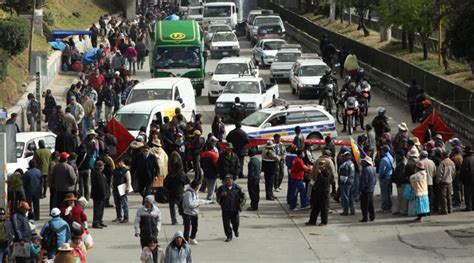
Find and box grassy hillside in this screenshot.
[0,0,119,108]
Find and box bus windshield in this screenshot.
[154,46,201,69]
[203,6,231,18]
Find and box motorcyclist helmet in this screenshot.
[377,107,386,115]
[349,82,356,91]
[344,76,351,83]
[357,68,365,75]
[325,68,332,75]
[346,97,357,108]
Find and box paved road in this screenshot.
[38,36,474,262]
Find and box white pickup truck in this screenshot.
[214,76,279,120]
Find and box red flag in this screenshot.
[411,110,455,144]
[107,118,135,159]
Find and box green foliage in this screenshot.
[446,1,474,66]
[0,0,44,16]
[43,10,54,26]
[0,48,8,81]
[0,16,31,56]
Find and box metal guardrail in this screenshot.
[284,18,474,143]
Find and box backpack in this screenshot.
[30,100,40,115]
[41,222,67,251]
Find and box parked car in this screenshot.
[209,31,240,58]
[115,100,183,138]
[228,104,337,142]
[289,57,330,99]
[270,44,302,82]
[252,38,287,68]
[205,24,233,47]
[215,76,279,120]
[7,132,56,175]
[125,77,196,121]
[208,57,259,104]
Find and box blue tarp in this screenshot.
[50,30,93,41]
[81,48,99,65]
[48,40,66,51]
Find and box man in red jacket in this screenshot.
[289,150,312,211]
[89,69,105,91]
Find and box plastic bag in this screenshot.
[83,230,94,250]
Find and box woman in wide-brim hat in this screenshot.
[60,193,88,232]
[409,161,430,223]
[54,243,75,263]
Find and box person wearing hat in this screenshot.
[40,208,71,259]
[218,143,241,181]
[358,156,377,222]
[435,150,455,215]
[378,145,394,213]
[461,146,474,211]
[76,129,99,201]
[306,158,334,226]
[52,152,77,208]
[226,122,250,179]
[191,129,206,181]
[216,175,246,242]
[420,151,436,212]
[392,122,408,153]
[261,140,279,201]
[134,195,162,253]
[450,146,464,208]
[11,202,32,261]
[60,193,88,232]
[338,151,356,215]
[434,134,445,149]
[53,243,74,263]
[392,150,409,216]
[409,161,430,222]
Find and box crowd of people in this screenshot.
[1,1,473,263]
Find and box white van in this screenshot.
[115,100,183,138]
[7,132,56,175]
[203,2,238,29]
[125,77,196,121]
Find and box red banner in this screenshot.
[411,110,455,144]
[107,118,135,159]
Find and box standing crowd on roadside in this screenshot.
[2,1,473,263]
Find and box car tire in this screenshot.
[208,93,217,104]
[298,89,303,99]
[196,88,202,97]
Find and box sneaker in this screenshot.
[289,208,300,211]
[189,239,198,245]
[278,187,283,190]
[301,206,311,210]
[274,188,280,192]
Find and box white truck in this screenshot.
[214,76,279,120]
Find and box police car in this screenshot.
[228,104,337,141]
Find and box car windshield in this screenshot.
[276,52,301,62]
[258,25,282,34]
[115,114,149,130]
[255,17,281,26]
[299,65,328,76]
[209,25,231,33]
[263,41,286,50]
[224,81,260,94]
[215,63,250,74]
[248,13,261,24]
[127,89,172,104]
[154,46,201,69]
[189,8,202,15]
[242,111,271,127]
[203,6,231,17]
[213,33,237,42]
[16,142,24,158]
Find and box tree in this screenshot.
[0,0,43,16]
[0,16,31,56]
[412,0,439,60]
[446,1,474,75]
[351,0,378,36]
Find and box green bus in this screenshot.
[150,20,205,96]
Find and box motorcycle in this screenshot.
[344,96,359,135]
[324,81,335,114]
[335,90,346,124]
[357,81,371,116]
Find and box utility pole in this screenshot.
[28,0,37,73]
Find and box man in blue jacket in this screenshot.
[23,160,42,220]
[378,145,394,213]
[40,208,71,259]
[359,156,377,222]
[338,152,355,215]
